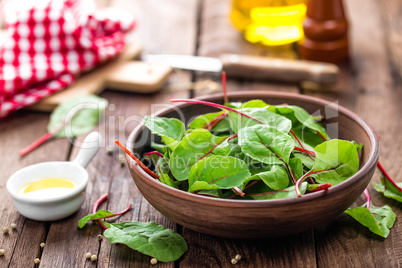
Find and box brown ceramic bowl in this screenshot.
[126,91,379,238]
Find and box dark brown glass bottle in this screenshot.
[298,0,349,63]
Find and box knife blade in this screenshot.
[143,53,338,84]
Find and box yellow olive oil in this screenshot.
[230,0,307,46]
[19,177,78,199]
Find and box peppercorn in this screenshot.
[0,249,5,256]
[10,223,16,229]
[231,258,238,264]
[150,258,158,265]
[85,252,92,259]
[91,255,97,262]
[119,154,125,167]
[2,227,9,234]
[98,234,103,241]
[235,254,242,261]
[34,258,40,264]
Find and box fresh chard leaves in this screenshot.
[238,125,294,165]
[227,107,292,133]
[78,209,116,229]
[188,155,250,192]
[188,111,230,132]
[104,222,188,262]
[147,99,360,200]
[144,116,186,150]
[302,139,359,186]
[373,176,402,203]
[245,182,308,200]
[78,196,188,263]
[374,161,402,203]
[247,165,289,190]
[48,94,108,138]
[345,203,396,238]
[169,129,229,181]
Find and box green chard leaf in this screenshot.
[308,139,359,185]
[48,95,108,138]
[104,222,188,262]
[169,129,228,181]
[240,99,270,108]
[78,210,115,229]
[144,152,170,176]
[188,112,230,132]
[238,125,294,165]
[345,204,396,238]
[373,176,402,203]
[227,107,292,133]
[247,165,289,190]
[293,152,315,170]
[276,105,329,140]
[188,155,250,192]
[144,116,186,150]
[246,182,307,200]
[159,173,179,189]
[289,157,304,181]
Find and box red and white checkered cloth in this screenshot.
[0,0,135,118]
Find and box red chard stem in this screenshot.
[222,71,228,104]
[364,188,371,210]
[170,99,264,124]
[115,140,159,179]
[92,194,109,230]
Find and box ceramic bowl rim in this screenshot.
[127,91,380,208]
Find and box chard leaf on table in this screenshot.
[78,210,115,229]
[345,204,396,238]
[238,125,294,165]
[144,116,186,150]
[169,129,228,181]
[48,95,108,138]
[188,155,250,192]
[248,165,289,190]
[373,176,402,203]
[227,107,292,133]
[104,222,188,262]
[246,182,307,200]
[188,112,230,132]
[309,139,359,185]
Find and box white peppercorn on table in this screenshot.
[1,0,402,267]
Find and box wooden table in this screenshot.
[1,0,402,267]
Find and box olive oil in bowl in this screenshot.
[19,177,78,199]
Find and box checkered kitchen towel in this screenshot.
[0,0,135,118]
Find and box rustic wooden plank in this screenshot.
[314,0,402,267]
[380,0,402,83]
[180,229,316,268]
[0,112,71,267]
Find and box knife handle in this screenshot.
[219,54,338,84]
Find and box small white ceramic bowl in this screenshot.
[7,132,102,221]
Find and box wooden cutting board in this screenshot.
[0,30,173,112]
